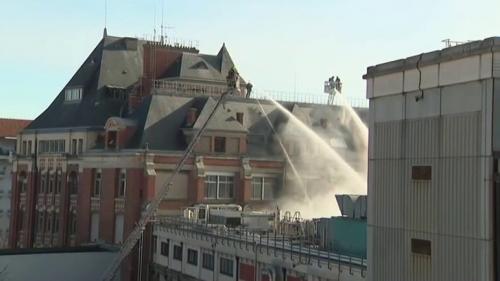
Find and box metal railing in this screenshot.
[154,217,367,275]
[252,90,368,108]
[153,80,227,97]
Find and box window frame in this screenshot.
[411,238,431,256]
[251,176,276,200]
[204,174,234,200]
[173,244,183,261]
[219,257,234,277]
[160,241,169,257]
[187,248,198,266]
[214,137,226,153]
[93,170,102,198]
[202,252,214,270]
[118,170,126,198]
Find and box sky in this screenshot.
[1,0,500,119]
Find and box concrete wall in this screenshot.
[367,53,496,281]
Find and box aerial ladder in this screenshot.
[100,68,241,281]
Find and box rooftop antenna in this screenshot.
[104,0,108,36]
[160,0,174,44]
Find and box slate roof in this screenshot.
[0,118,31,137]
[130,94,368,157]
[25,33,239,131]
[26,36,137,130]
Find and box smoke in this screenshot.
[269,100,368,219]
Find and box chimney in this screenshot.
[236,112,244,125]
[186,107,198,127]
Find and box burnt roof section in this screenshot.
[132,95,368,157]
[364,37,500,79]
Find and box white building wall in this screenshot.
[368,51,497,281]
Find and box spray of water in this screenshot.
[255,99,310,202]
[266,98,367,218]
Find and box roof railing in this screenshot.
[153,80,228,97]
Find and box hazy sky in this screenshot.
[2,0,500,119]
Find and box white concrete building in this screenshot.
[364,38,500,281]
[152,217,367,281]
[0,118,30,248]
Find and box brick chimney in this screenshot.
[236,112,244,125]
[186,108,198,127]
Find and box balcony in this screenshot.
[69,194,78,207]
[91,197,100,211]
[114,198,125,212]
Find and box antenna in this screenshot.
[160,0,165,43]
[104,0,107,29]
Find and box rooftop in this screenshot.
[364,37,500,79]
[0,118,31,138]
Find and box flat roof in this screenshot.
[363,37,500,79]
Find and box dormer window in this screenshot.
[214,137,226,153]
[65,87,83,102]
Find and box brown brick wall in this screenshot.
[99,168,117,243]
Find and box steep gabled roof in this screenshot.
[0,118,31,137]
[192,97,247,133]
[26,36,141,130]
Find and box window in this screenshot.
[53,213,59,233]
[68,171,78,195]
[45,212,52,233]
[173,245,183,261]
[36,211,44,233]
[214,137,226,153]
[40,174,46,193]
[55,171,62,194]
[72,139,77,155]
[17,209,24,231]
[204,175,234,199]
[27,141,32,155]
[411,239,431,256]
[69,212,77,235]
[78,139,83,154]
[18,172,27,193]
[220,257,234,277]
[39,140,65,154]
[48,174,54,194]
[202,253,214,270]
[252,177,277,200]
[107,131,117,149]
[65,87,83,101]
[187,249,198,265]
[22,141,26,156]
[152,236,158,254]
[160,241,169,257]
[93,170,101,197]
[412,166,432,180]
[118,170,126,198]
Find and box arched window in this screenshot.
[68,171,78,195]
[18,172,27,194]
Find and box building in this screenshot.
[151,215,367,281]
[12,29,369,280]
[0,118,30,248]
[364,37,500,280]
[0,245,117,281]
